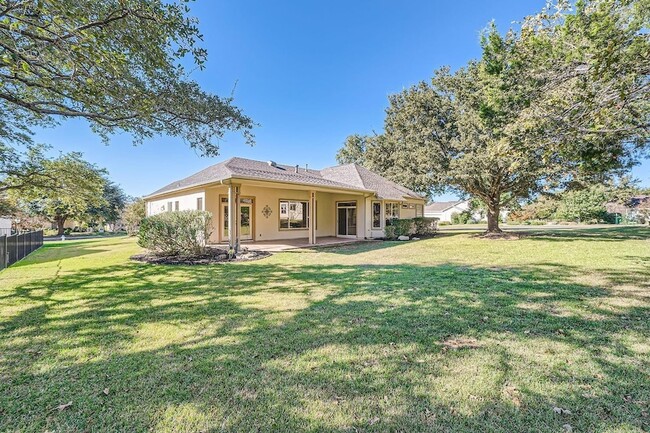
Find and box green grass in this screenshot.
[1,227,649,432]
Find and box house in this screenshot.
[424,200,470,222]
[0,217,11,236]
[144,157,426,249]
[606,195,650,224]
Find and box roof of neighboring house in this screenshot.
[424,200,468,213]
[146,157,424,201]
[606,195,650,212]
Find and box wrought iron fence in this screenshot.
[0,230,43,270]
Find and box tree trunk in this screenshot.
[486,204,502,233]
[56,217,66,236]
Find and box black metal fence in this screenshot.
[0,230,43,270]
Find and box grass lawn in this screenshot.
[1,227,649,432]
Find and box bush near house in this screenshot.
[384,217,437,240]
[138,210,212,256]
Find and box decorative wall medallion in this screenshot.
[262,205,272,218]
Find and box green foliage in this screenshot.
[336,0,649,233]
[0,0,254,156]
[554,185,611,223]
[383,225,398,240]
[508,196,561,223]
[451,211,472,225]
[123,198,147,236]
[86,180,127,227]
[384,217,438,239]
[412,217,438,236]
[138,210,213,256]
[9,153,107,234]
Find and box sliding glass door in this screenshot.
[336,202,357,237]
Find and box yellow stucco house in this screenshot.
[144,157,426,248]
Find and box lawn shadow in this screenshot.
[521,226,650,242]
[1,257,649,431]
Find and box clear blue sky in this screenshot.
[31,0,650,199]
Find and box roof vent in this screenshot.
[267,160,277,167]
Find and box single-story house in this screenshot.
[144,157,426,248]
[606,195,650,224]
[424,200,470,222]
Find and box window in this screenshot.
[372,201,381,229]
[280,200,308,229]
[416,204,424,217]
[174,201,180,211]
[385,202,400,226]
[197,197,203,210]
[167,201,173,212]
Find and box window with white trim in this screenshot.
[197,197,203,210]
[372,201,381,229]
[280,200,308,229]
[385,202,400,226]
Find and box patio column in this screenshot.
[234,184,241,252]
[308,190,316,245]
[228,183,241,252]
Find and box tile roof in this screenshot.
[147,157,424,201]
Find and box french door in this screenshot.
[337,202,357,238]
[222,202,253,241]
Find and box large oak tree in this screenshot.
[0,0,254,159]
[338,0,649,233]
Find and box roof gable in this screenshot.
[146,157,424,200]
[425,200,467,213]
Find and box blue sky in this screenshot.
[32,0,650,199]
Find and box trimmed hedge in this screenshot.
[384,217,437,240]
[138,210,213,256]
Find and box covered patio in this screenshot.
[213,236,364,252]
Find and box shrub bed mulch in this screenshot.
[130,247,271,265]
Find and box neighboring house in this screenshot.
[0,217,12,236]
[606,195,650,224]
[144,157,426,247]
[424,200,471,222]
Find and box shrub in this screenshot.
[450,211,472,224]
[138,210,213,256]
[384,217,438,240]
[383,225,398,240]
[412,217,438,236]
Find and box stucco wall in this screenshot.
[146,182,423,242]
[146,188,206,217]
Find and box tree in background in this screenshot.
[555,185,611,223]
[0,0,254,157]
[122,198,147,236]
[337,0,649,233]
[87,180,128,230]
[9,153,107,235]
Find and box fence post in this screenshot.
[1,235,6,270]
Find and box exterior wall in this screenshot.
[145,181,424,242]
[368,199,427,239]
[146,188,206,217]
[0,217,11,235]
[425,202,470,222]
[203,184,366,243]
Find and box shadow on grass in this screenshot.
[1,258,649,431]
[521,226,650,242]
[10,239,115,267]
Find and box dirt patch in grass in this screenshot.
[130,247,271,265]
[474,231,524,240]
